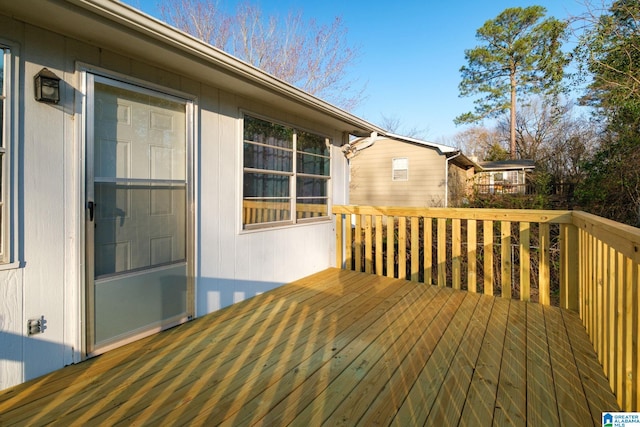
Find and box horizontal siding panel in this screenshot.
[350,138,448,207]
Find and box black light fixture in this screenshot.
[34,68,61,103]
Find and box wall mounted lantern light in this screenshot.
[34,68,61,104]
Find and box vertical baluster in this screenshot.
[375,215,383,276]
[467,219,477,293]
[364,215,372,274]
[424,217,433,285]
[520,222,530,302]
[438,218,447,288]
[398,216,407,280]
[501,221,512,298]
[452,218,461,290]
[539,222,550,305]
[411,216,420,282]
[484,220,494,296]
[386,216,395,278]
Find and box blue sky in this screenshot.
[123,0,590,144]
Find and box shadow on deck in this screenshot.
[0,268,619,425]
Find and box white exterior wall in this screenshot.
[0,14,347,391]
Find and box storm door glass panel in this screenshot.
[91,80,188,349]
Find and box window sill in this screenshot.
[241,216,332,234]
[0,261,22,271]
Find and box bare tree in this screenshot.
[160,0,363,109]
[378,114,429,139]
[454,126,504,160]
[495,98,598,183]
[159,0,231,47]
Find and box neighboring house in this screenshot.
[346,133,478,207]
[474,159,536,195]
[0,0,388,391]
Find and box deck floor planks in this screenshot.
[425,293,495,425]
[525,303,560,425]
[390,292,480,425]
[544,305,595,426]
[248,280,432,426]
[0,268,621,426]
[493,299,528,426]
[320,286,455,426]
[86,270,376,421]
[91,292,359,425]
[2,268,371,424]
[561,308,621,423]
[289,284,443,425]
[111,273,416,426]
[458,297,510,426]
[202,275,420,426]
[0,268,349,419]
[324,286,451,426]
[356,288,465,426]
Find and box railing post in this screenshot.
[560,223,580,311]
[335,213,344,269]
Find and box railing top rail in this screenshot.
[332,205,573,224]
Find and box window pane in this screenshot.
[244,115,293,149]
[296,198,328,219]
[297,152,329,176]
[244,172,290,198]
[242,114,331,228]
[392,157,408,181]
[297,131,328,156]
[297,176,327,198]
[243,199,291,225]
[244,142,292,172]
[94,182,186,277]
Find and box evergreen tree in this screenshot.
[456,6,569,159]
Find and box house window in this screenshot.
[392,157,408,181]
[0,47,10,264]
[242,114,330,228]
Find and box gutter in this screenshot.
[341,132,378,159]
[444,151,462,208]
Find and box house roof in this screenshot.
[479,160,536,171]
[347,133,480,170]
[1,0,386,138]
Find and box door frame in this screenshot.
[80,66,197,358]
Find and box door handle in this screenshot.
[87,201,95,222]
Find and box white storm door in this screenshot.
[86,75,192,354]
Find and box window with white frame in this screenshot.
[242,114,330,228]
[0,47,9,263]
[392,157,408,181]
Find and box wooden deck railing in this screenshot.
[333,205,640,411]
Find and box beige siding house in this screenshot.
[474,159,536,194]
[346,134,477,207]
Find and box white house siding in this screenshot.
[0,269,23,389]
[0,10,347,390]
[350,138,448,207]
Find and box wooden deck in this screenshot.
[0,268,619,426]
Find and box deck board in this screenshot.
[0,268,620,426]
[493,299,528,426]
